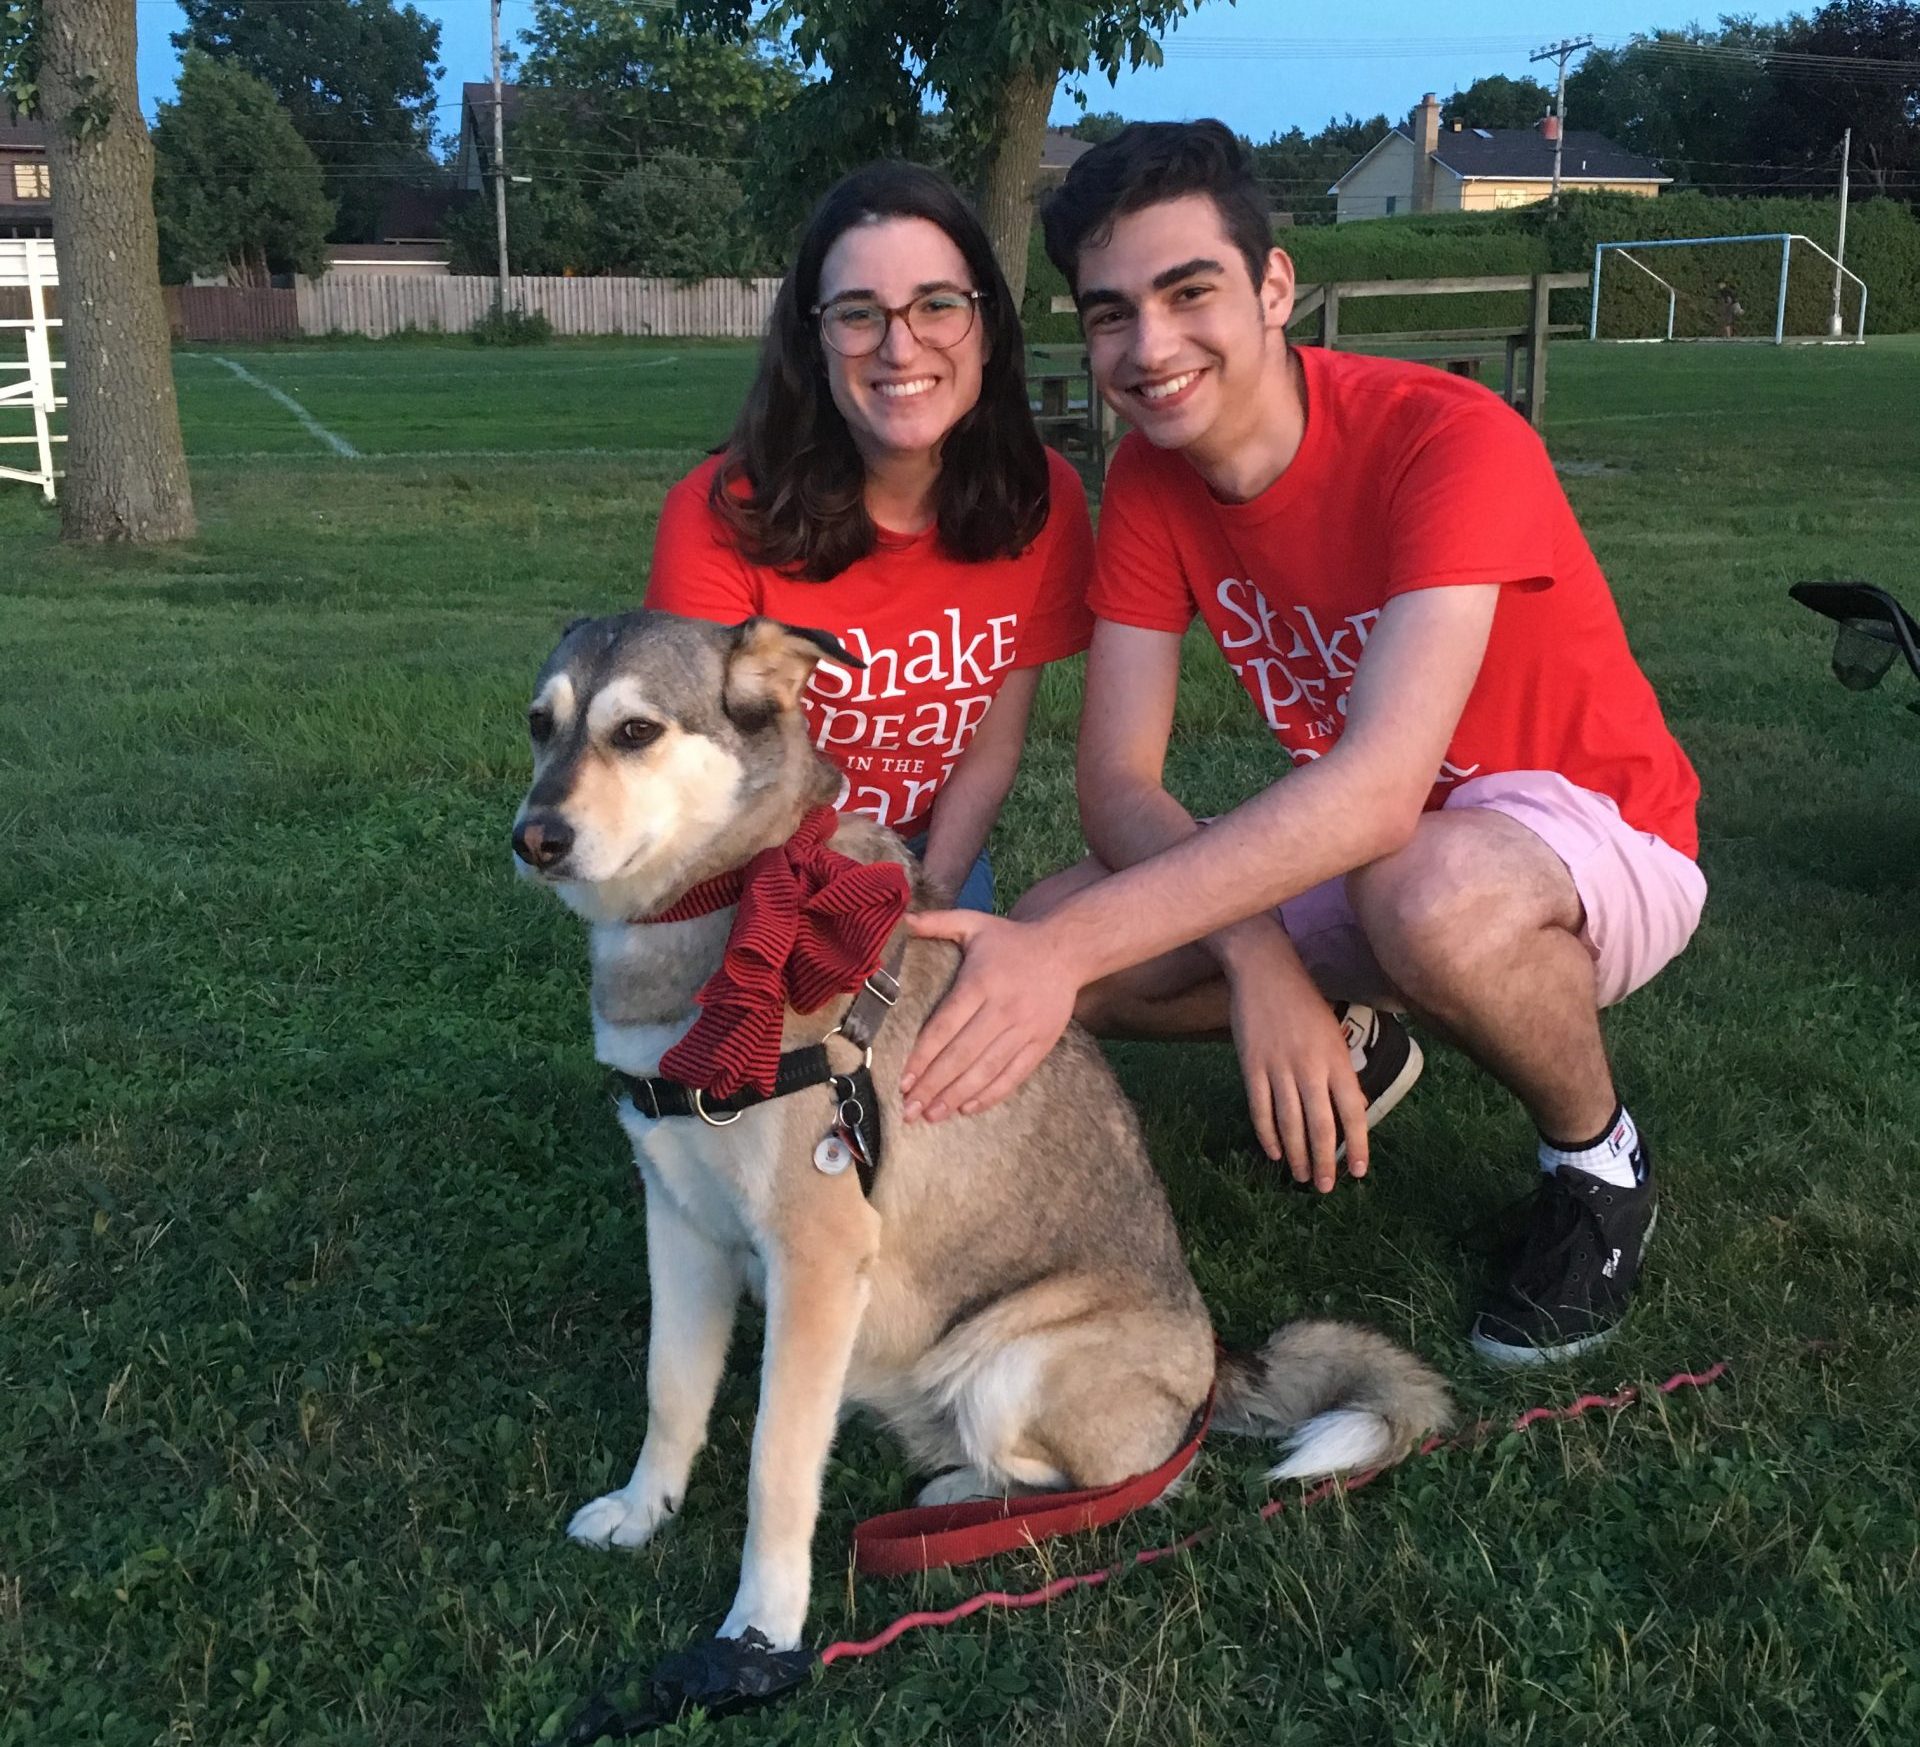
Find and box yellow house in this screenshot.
[1331,94,1668,222]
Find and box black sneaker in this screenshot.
[1469,1146,1658,1366]
[1275,1002,1424,1185]
[1336,1003,1424,1157]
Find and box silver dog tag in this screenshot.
[813,1132,854,1176]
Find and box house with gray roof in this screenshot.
[1331,93,1668,222]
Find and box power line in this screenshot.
[1161,28,1920,84]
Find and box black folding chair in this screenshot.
[1788,580,1920,717]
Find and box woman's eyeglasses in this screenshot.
[812,290,985,357]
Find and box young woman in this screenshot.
[644,162,1094,911]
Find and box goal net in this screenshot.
[1589,233,1866,345]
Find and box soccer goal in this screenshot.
[1589,233,1867,346]
[0,237,64,501]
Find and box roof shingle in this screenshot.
[1424,125,1665,183]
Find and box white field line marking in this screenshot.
[211,355,361,458]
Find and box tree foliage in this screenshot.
[442,175,598,276]
[2,0,41,113]
[153,51,333,285]
[1565,21,1783,189]
[172,0,442,242]
[1767,0,1920,196]
[1440,73,1552,130]
[1406,9,1920,202]
[515,0,798,166]
[598,150,756,275]
[687,0,1217,297]
[1069,107,1128,143]
[453,1,793,275]
[1560,8,1919,198]
[1246,113,1391,225]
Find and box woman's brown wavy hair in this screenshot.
[711,161,1049,582]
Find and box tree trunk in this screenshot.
[977,59,1057,315]
[39,0,195,543]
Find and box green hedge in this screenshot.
[1285,217,1550,335]
[1023,225,1079,344]
[1022,193,1920,343]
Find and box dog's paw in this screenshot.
[566,1487,674,1550]
[914,1466,998,1508]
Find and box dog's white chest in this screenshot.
[617,1099,772,1249]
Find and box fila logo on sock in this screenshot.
[1609,1117,1632,1153]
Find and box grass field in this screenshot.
[3,336,1919,1747]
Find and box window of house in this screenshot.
[12,162,51,200]
[1384,195,1398,215]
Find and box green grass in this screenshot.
[4,336,1920,1746]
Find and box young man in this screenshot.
[900,121,1704,1365]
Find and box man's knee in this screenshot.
[1349,813,1577,987]
[1072,975,1123,1034]
[1009,856,1111,924]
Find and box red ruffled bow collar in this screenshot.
[641,806,910,1100]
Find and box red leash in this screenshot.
[851,1384,1215,1577]
[820,1362,1728,1668]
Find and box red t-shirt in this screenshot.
[646,449,1094,836]
[1089,345,1700,859]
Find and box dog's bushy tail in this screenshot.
[1214,1320,1453,1481]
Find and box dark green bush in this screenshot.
[470,305,554,347]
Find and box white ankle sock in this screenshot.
[1539,1105,1641,1189]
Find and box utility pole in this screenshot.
[1829,126,1852,338]
[490,0,510,311]
[1530,35,1594,210]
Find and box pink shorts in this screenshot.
[1277,770,1707,1010]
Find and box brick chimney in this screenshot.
[1411,92,1441,212]
[1539,112,1562,143]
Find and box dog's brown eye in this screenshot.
[528,707,554,742]
[613,718,663,751]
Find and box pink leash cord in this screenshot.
[819,1361,1729,1667]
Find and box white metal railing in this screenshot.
[0,238,65,501]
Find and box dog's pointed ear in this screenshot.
[723,617,862,731]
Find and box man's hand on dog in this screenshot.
[900,911,1077,1121]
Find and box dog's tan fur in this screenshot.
[514,612,1451,1651]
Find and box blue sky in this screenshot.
[134,0,1716,141]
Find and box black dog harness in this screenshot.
[615,945,905,1199]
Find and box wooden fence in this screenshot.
[1289,271,1591,430]
[165,285,299,342]
[294,274,782,340]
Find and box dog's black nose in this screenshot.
[513,815,574,868]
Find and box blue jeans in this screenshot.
[905,832,996,914]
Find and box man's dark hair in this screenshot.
[1042,120,1273,297]
[712,161,1047,582]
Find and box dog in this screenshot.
[511,610,1452,1656]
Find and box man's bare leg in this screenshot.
[1020,811,1616,1138]
[1345,809,1615,1142]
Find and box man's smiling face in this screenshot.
[1074,193,1294,461]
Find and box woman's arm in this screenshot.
[916,667,1043,899]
